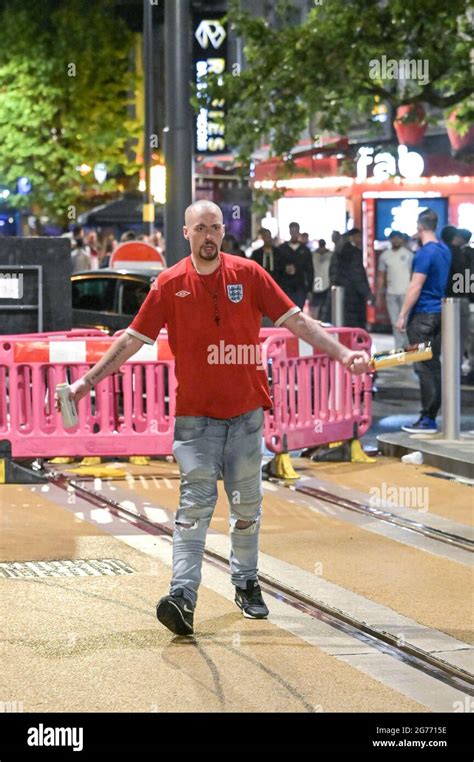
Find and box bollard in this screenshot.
[441,298,461,440]
[330,286,345,413]
[331,286,344,327]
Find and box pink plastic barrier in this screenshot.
[261,327,373,453]
[0,331,176,458]
[0,327,372,458]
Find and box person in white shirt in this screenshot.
[310,239,333,321]
[70,225,92,273]
[71,243,92,273]
[377,231,414,348]
[85,230,100,270]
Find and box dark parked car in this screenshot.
[71,268,159,334]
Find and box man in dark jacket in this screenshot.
[329,228,372,327]
[277,222,314,308]
[251,228,284,287]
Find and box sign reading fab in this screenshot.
[357,145,424,181]
[194,17,227,153]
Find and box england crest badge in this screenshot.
[227,284,243,303]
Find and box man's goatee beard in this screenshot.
[199,246,218,260]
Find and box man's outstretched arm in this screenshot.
[57,332,145,407]
[282,311,370,374]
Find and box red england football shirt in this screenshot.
[126,252,300,418]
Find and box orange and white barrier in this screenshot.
[10,335,174,364]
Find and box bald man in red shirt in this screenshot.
[65,200,369,636]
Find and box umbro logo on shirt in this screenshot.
[175,290,191,297]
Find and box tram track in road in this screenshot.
[46,466,472,552]
[266,477,474,554]
[43,465,474,697]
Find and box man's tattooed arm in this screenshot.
[84,333,144,388]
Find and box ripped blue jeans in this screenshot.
[170,406,264,607]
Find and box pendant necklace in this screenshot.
[191,256,222,326]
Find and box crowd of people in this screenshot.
[69,225,165,273]
[248,222,374,326]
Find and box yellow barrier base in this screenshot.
[350,439,377,463]
[48,457,76,464]
[264,453,299,480]
[67,466,127,478]
[129,456,151,465]
[310,439,376,463]
[79,457,102,466]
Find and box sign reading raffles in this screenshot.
[194,15,227,154]
[356,145,425,181]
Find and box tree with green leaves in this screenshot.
[0,0,140,228]
[197,0,473,169]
